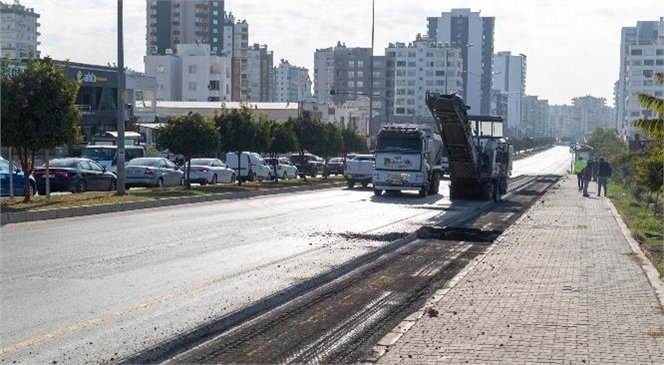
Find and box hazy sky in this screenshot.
[21,0,663,106]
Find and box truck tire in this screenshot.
[428,173,440,195]
[373,188,382,196]
[361,181,369,188]
[481,182,493,200]
[347,180,355,188]
[419,185,428,198]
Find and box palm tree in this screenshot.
[632,72,664,138]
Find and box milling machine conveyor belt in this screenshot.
[425,92,480,180]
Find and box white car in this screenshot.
[185,158,236,185]
[265,157,298,179]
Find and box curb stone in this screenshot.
[0,182,345,226]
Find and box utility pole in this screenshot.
[116,0,126,195]
[368,0,374,138]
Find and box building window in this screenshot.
[209,80,220,90]
[357,81,363,87]
[357,60,364,67]
[357,71,363,78]
[348,60,355,67]
[189,82,197,91]
[643,59,655,66]
[347,81,355,87]
[189,65,197,74]
[348,71,355,77]
[630,49,643,56]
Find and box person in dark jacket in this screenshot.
[581,160,594,197]
[596,157,612,197]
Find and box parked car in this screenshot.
[265,157,298,179]
[225,152,272,182]
[289,153,325,178]
[344,154,375,188]
[80,145,145,173]
[184,158,236,185]
[0,158,36,196]
[32,158,117,194]
[326,157,345,176]
[125,157,184,188]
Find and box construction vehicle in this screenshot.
[425,92,513,201]
[372,124,444,198]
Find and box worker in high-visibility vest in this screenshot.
[574,157,587,191]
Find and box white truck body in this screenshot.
[372,124,443,197]
[344,154,374,188]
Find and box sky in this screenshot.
[20,0,664,106]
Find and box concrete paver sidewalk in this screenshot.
[375,176,664,365]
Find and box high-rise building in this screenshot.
[0,1,40,60]
[521,95,549,138]
[571,96,613,137]
[384,34,463,126]
[274,59,311,103]
[617,18,663,137]
[230,18,249,101]
[493,51,526,137]
[427,8,495,114]
[246,44,273,102]
[314,42,373,105]
[146,0,225,56]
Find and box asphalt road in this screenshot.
[0,146,572,364]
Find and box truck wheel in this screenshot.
[373,188,382,196]
[429,173,440,195]
[419,185,428,198]
[361,181,369,188]
[481,182,493,200]
[347,180,355,189]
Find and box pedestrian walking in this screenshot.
[574,157,587,191]
[596,157,612,197]
[581,159,594,197]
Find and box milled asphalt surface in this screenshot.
[372,175,664,364]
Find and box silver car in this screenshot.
[125,157,184,188]
[185,158,236,185]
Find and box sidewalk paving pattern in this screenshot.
[375,177,664,364]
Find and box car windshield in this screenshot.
[127,159,158,167]
[81,147,115,160]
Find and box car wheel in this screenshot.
[38,188,45,196]
[231,173,236,183]
[361,181,369,188]
[347,180,355,189]
[211,174,218,185]
[30,182,36,196]
[252,172,257,181]
[374,188,382,196]
[109,179,117,191]
[76,180,87,193]
[268,172,273,181]
[311,169,317,178]
[283,172,287,179]
[157,178,164,188]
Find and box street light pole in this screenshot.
[368,0,374,137]
[116,0,126,195]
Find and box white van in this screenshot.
[224,152,272,182]
[80,145,145,174]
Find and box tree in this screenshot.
[1,57,82,202]
[157,112,220,189]
[214,104,256,186]
[313,123,342,177]
[267,122,299,182]
[585,128,627,161]
[632,72,664,139]
[631,72,664,209]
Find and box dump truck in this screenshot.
[425,92,513,200]
[372,124,444,197]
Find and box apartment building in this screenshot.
[493,51,526,137]
[427,8,495,114]
[145,43,231,102]
[0,1,40,60]
[146,0,225,56]
[246,43,273,102]
[385,34,463,124]
[622,19,664,137]
[274,59,311,103]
